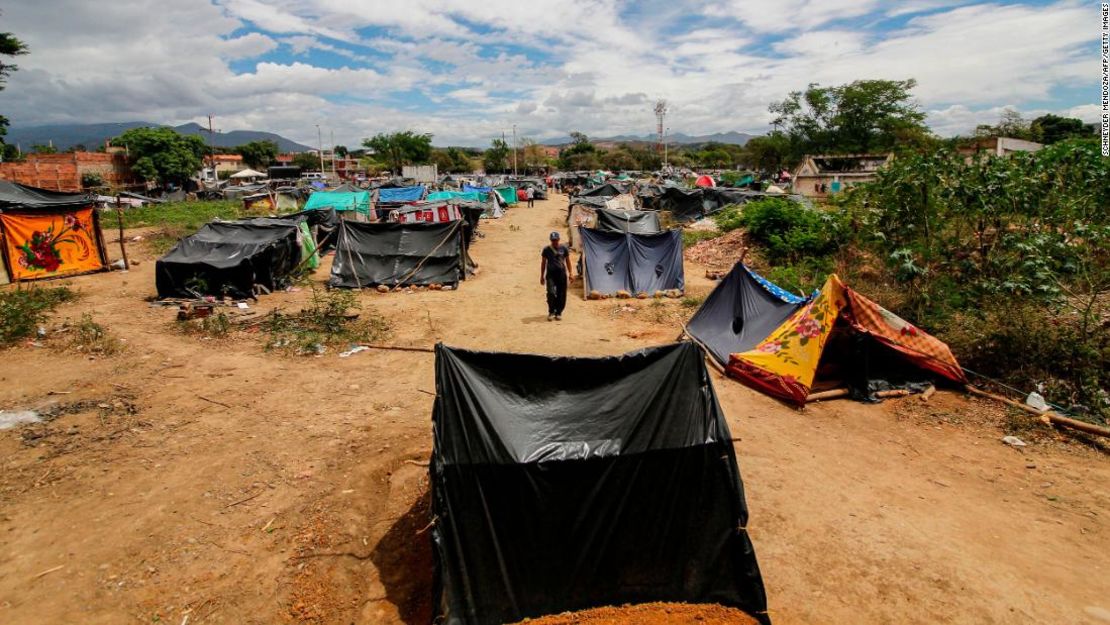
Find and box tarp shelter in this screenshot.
[494,186,517,206]
[427,191,486,203]
[566,204,597,250]
[329,220,469,288]
[604,193,637,211]
[303,189,373,220]
[0,181,108,283]
[431,342,769,625]
[229,168,267,180]
[378,185,426,205]
[689,265,967,405]
[656,187,706,222]
[155,218,303,299]
[595,208,662,235]
[580,228,684,297]
[577,183,624,197]
[695,174,716,188]
[462,184,492,194]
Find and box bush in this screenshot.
[682,230,719,248]
[0,287,77,347]
[738,198,847,262]
[61,313,123,355]
[712,205,744,233]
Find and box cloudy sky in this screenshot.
[0,0,1100,147]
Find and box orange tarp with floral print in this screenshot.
[1,208,105,280]
[724,274,965,405]
[726,275,847,404]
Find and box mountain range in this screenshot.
[5,121,313,152]
[540,131,755,147]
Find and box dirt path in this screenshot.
[0,194,1107,625]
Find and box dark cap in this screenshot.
[549,231,560,240]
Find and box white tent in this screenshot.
[229,168,267,180]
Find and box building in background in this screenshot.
[957,136,1043,158]
[0,152,134,192]
[792,153,893,200]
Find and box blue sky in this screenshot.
[1,0,1099,147]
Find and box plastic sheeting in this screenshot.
[580,228,684,296]
[1,207,107,281]
[595,208,662,235]
[156,218,302,299]
[378,186,427,204]
[0,180,93,210]
[328,220,466,288]
[431,342,769,625]
[304,190,371,216]
[685,263,807,366]
[576,183,625,197]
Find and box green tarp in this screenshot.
[495,186,518,206]
[303,190,371,215]
[428,191,487,203]
[297,221,319,270]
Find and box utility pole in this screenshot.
[512,124,518,177]
[330,129,336,176]
[315,124,325,174]
[664,127,670,170]
[206,114,215,180]
[502,131,507,174]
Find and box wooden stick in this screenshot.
[966,386,1110,438]
[197,396,232,409]
[355,343,435,354]
[33,564,65,579]
[807,388,849,401]
[114,198,129,270]
[920,385,937,401]
[875,389,912,399]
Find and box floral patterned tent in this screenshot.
[721,274,966,405]
[0,181,107,282]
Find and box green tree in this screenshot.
[236,140,278,169]
[742,132,791,174]
[30,143,56,154]
[601,148,637,171]
[483,138,510,173]
[559,131,599,169]
[291,152,322,172]
[1030,114,1094,144]
[975,109,1035,141]
[770,79,929,161]
[0,29,29,146]
[115,126,207,186]
[334,145,349,158]
[362,131,432,173]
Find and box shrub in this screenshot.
[712,204,744,233]
[0,287,77,347]
[738,198,847,262]
[682,230,719,248]
[62,313,123,355]
[264,288,390,355]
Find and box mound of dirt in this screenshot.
[509,602,761,625]
[685,229,748,271]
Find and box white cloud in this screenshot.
[0,0,1099,146]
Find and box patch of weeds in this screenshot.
[144,228,187,255]
[508,224,521,232]
[264,288,390,355]
[681,295,705,309]
[682,230,719,248]
[59,313,123,355]
[0,286,78,347]
[177,311,232,338]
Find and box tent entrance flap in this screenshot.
[580,228,684,296]
[431,342,769,625]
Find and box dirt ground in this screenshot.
[0,193,1107,625]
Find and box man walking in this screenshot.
[526,186,535,207]
[540,231,573,321]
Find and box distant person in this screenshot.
[540,231,573,321]
[526,186,535,207]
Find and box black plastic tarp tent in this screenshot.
[595,208,662,235]
[580,228,684,296]
[0,180,94,209]
[329,220,466,288]
[156,218,302,299]
[684,262,808,366]
[431,342,769,625]
[658,187,706,221]
[576,182,625,197]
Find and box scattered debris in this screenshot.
[339,345,370,358]
[0,410,43,430]
[1001,435,1028,448]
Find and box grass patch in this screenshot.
[59,313,123,355]
[681,295,705,309]
[682,230,719,248]
[0,286,78,347]
[177,311,232,339]
[120,199,242,231]
[264,288,390,355]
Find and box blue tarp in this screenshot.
[463,184,493,194]
[303,190,371,215]
[379,186,426,203]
